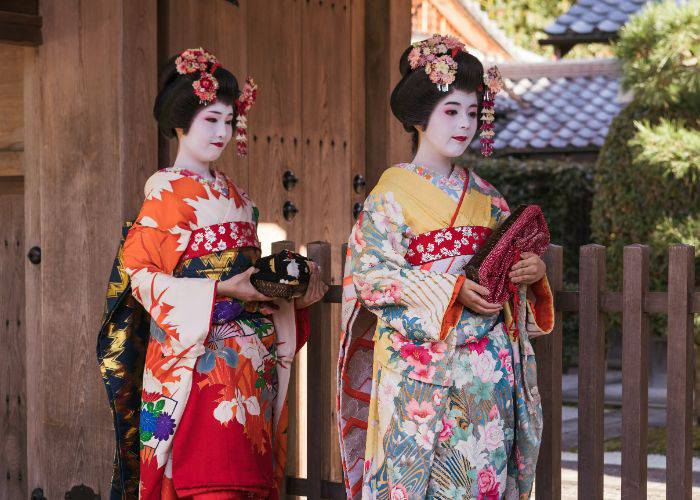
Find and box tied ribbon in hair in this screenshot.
[408,34,466,92]
[175,47,220,104]
[235,77,258,158]
[479,65,503,157]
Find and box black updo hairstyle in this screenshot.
[390,46,485,152]
[153,53,240,139]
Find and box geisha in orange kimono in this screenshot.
[97,49,326,499]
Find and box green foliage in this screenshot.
[615,0,700,111]
[460,156,594,368]
[591,2,700,337]
[630,119,700,182]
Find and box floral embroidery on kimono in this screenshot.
[114,168,309,499]
[337,164,554,499]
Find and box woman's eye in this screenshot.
[468,111,477,118]
[206,118,217,123]
[445,110,458,116]
[225,120,233,125]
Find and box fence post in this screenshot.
[578,244,606,500]
[535,244,563,500]
[621,244,649,499]
[666,244,695,499]
[306,241,333,499]
[272,241,297,499]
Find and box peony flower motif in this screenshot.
[400,343,432,366]
[480,419,505,451]
[470,350,503,384]
[476,465,500,499]
[411,363,436,381]
[406,398,435,423]
[467,335,490,355]
[438,416,454,442]
[390,484,408,500]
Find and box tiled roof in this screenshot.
[470,59,626,155]
[544,0,652,40]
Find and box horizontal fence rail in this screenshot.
[277,241,697,500]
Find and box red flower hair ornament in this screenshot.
[175,47,221,104]
[235,77,258,158]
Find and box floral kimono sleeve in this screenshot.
[349,192,465,343]
[122,175,217,359]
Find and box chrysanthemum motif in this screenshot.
[154,412,176,440]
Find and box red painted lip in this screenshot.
[211,142,224,148]
[452,136,468,142]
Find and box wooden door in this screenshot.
[0,43,26,500]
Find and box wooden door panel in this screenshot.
[246,0,303,253]
[0,193,26,500]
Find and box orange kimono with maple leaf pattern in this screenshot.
[121,167,308,499]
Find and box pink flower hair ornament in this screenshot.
[234,77,258,158]
[479,65,503,157]
[175,47,221,104]
[408,34,466,92]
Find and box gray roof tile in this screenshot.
[544,0,652,38]
[470,61,625,154]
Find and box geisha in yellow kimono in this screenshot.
[97,49,325,500]
[337,36,554,499]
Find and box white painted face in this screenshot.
[419,89,478,158]
[177,101,235,163]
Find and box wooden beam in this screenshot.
[0,150,22,177]
[0,0,39,15]
[0,10,42,46]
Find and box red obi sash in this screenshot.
[182,221,260,261]
[405,225,492,266]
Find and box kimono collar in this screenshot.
[397,162,469,201]
[165,167,230,197]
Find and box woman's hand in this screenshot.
[509,252,546,285]
[457,278,503,316]
[217,267,274,302]
[295,262,329,309]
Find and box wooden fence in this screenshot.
[279,241,698,499]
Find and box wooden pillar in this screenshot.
[577,244,606,500]
[23,1,157,496]
[621,244,649,499]
[534,244,563,500]
[666,244,695,499]
[364,0,411,191]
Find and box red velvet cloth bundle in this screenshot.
[463,204,550,304]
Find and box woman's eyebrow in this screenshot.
[443,101,461,106]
